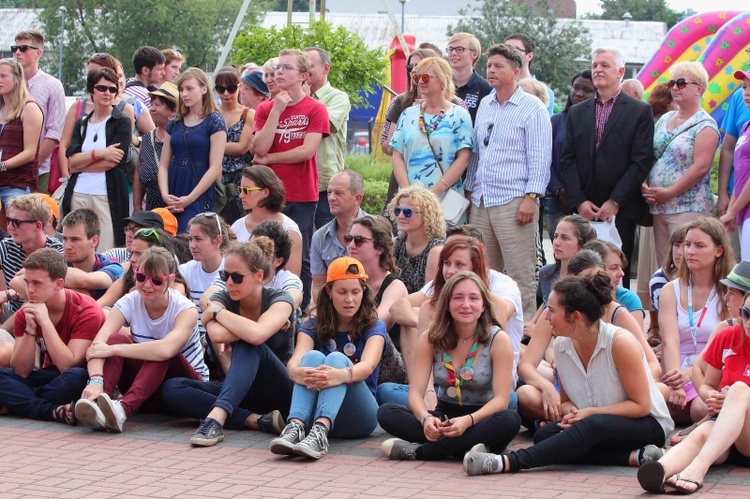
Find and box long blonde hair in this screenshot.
[0,59,32,121]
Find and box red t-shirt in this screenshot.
[14,289,106,369]
[703,324,750,389]
[254,95,330,202]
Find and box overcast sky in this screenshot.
[575,0,745,17]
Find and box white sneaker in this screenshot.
[75,399,106,431]
[97,393,126,433]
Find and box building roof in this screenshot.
[262,12,666,65]
[0,8,43,49]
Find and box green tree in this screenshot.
[451,0,591,100]
[34,0,261,94]
[593,0,682,28]
[230,20,387,108]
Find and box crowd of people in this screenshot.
[0,27,749,492]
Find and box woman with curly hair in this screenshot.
[269,257,386,459]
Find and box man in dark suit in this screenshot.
[560,48,654,288]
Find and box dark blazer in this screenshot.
[560,92,654,220]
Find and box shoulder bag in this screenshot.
[424,133,469,226]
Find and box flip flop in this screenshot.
[637,461,666,493]
[533,419,550,432]
[665,474,703,495]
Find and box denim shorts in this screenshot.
[0,186,31,209]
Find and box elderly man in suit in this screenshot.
[560,48,655,289]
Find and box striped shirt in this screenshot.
[102,247,131,265]
[124,79,152,109]
[594,90,621,150]
[465,86,552,207]
[0,236,64,313]
[26,70,66,175]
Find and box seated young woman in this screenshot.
[269,257,385,460]
[517,249,661,429]
[377,271,521,462]
[161,239,296,446]
[75,247,208,433]
[648,225,688,349]
[378,237,515,408]
[637,290,750,494]
[464,272,674,475]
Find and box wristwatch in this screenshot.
[212,306,222,322]
[525,193,538,200]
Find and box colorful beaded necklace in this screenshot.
[419,103,445,136]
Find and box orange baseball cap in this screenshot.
[326,257,368,283]
[35,193,59,220]
[152,208,178,236]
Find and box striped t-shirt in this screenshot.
[0,236,64,313]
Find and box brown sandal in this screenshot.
[52,402,77,426]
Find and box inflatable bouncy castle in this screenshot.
[637,10,750,128]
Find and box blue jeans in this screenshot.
[283,201,316,312]
[315,191,334,230]
[161,341,292,429]
[0,367,88,420]
[289,350,378,438]
[0,186,31,209]
[376,382,518,412]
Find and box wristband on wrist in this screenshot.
[91,150,98,162]
[440,178,449,188]
[24,328,37,337]
[347,367,354,385]
[468,414,475,427]
[87,377,104,386]
[0,161,6,172]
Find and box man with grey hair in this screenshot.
[310,170,367,301]
[622,78,645,101]
[560,48,654,288]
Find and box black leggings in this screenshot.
[377,401,521,460]
[506,413,666,472]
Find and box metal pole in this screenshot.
[287,0,293,27]
[401,1,405,33]
[320,0,326,20]
[57,6,66,82]
[213,0,254,76]
[309,0,315,23]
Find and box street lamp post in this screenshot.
[399,0,409,34]
[57,6,66,82]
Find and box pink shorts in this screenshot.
[684,381,699,403]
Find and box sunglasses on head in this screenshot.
[667,78,700,90]
[411,73,433,85]
[6,217,37,228]
[215,84,238,94]
[94,84,118,94]
[394,207,421,218]
[198,212,222,237]
[133,270,174,287]
[740,306,750,322]
[11,45,39,53]
[220,269,250,285]
[484,123,495,147]
[344,234,373,247]
[238,185,262,195]
[135,228,161,242]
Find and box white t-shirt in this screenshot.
[73,115,110,196]
[230,214,302,242]
[114,288,208,380]
[179,259,224,308]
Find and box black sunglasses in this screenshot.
[344,234,373,247]
[483,123,495,147]
[11,45,39,53]
[667,78,700,90]
[220,269,250,285]
[740,306,750,321]
[406,64,414,73]
[6,217,37,228]
[94,84,118,95]
[215,84,238,94]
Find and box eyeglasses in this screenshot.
[412,73,436,85]
[6,217,38,228]
[133,270,174,287]
[198,212,222,237]
[215,84,238,94]
[220,269,251,285]
[11,45,39,53]
[124,225,140,235]
[406,64,414,73]
[134,228,161,242]
[394,207,421,218]
[238,185,262,195]
[274,64,300,72]
[446,46,468,54]
[93,84,119,94]
[344,234,374,247]
[483,123,495,147]
[667,78,700,90]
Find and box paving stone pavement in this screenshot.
[1,413,749,498]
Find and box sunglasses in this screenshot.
[344,234,373,247]
[483,123,495,147]
[411,73,434,85]
[135,228,161,242]
[406,63,414,73]
[6,217,37,228]
[133,270,174,287]
[94,84,119,94]
[740,306,750,321]
[220,269,251,285]
[11,45,39,53]
[394,207,421,218]
[215,84,238,94]
[238,185,262,195]
[667,78,700,90]
[198,212,222,237]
